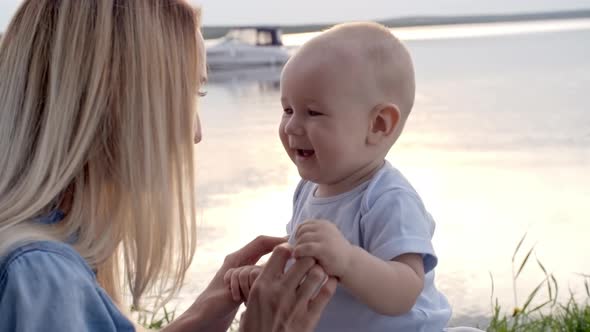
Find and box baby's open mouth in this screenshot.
[297,149,315,157]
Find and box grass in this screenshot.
[131,302,176,330]
[137,234,590,331]
[131,298,240,331]
[488,296,590,331]
[485,233,590,332]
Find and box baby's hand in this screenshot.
[223,265,262,303]
[293,219,352,279]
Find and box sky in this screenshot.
[1,0,590,30]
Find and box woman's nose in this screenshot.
[194,113,202,144]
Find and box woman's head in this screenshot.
[0,0,205,307]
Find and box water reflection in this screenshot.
[206,65,282,98]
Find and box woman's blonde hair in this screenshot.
[0,0,204,308]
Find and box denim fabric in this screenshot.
[0,214,134,331]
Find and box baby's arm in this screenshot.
[344,247,424,315]
[294,220,424,316]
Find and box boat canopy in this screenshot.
[225,27,283,46]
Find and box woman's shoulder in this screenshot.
[1,239,87,262]
[0,240,98,308]
[0,241,134,331]
[0,240,94,282]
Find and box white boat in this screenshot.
[206,27,291,70]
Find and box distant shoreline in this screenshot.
[202,9,590,39]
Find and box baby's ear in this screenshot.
[367,103,401,145]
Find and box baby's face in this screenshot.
[279,56,377,185]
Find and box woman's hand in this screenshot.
[165,235,286,332]
[239,244,337,332]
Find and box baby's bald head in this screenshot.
[288,22,416,122]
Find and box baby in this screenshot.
[225,22,452,331]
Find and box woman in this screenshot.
[0,1,336,331]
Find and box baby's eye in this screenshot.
[283,108,293,115]
[308,110,323,116]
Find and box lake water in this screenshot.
[176,19,590,327]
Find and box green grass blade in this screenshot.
[529,299,552,313]
[536,256,553,302]
[515,245,535,279]
[522,278,546,313]
[536,256,548,275]
[551,274,559,306]
[489,271,497,314]
[163,306,170,323]
[512,233,528,263]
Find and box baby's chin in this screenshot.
[296,168,321,183]
[297,170,334,186]
[288,156,333,184]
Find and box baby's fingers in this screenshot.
[249,266,261,282]
[223,268,234,284]
[295,232,321,247]
[242,267,263,303]
[230,270,242,302]
[238,268,251,301]
[293,243,320,259]
[295,221,319,239]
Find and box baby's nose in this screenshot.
[284,116,304,136]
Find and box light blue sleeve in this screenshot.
[0,246,134,332]
[360,190,438,273]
